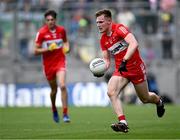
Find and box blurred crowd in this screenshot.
[0,0,179,64]
[0,0,179,102]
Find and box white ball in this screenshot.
[89,58,107,75]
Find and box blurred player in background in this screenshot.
[95,9,165,133]
[34,10,70,123]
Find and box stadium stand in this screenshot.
[0,0,180,103]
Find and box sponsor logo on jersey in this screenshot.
[108,40,128,55]
[42,39,63,49]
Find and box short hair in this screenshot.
[95,9,112,18]
[44,9,57,19]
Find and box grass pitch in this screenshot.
[0,105,180,139]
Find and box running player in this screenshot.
[34,10,70,123]
[95,9,165,133]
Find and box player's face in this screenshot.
[96,15,111,33]
[45,15,56,30]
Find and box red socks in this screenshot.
[52,106,68,115]
[63,107,68,115]
[118,115,128,125]
[118,115,126,121]
[52,106,57,112]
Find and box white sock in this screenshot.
[120,120,128,125]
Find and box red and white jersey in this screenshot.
[35,25,67,69]
[100,23,143,69]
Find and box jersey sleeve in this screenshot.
[35,31,43,46]
[116,24,130,39]
[61,27,67,42]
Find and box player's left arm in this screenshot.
[122,33,138,61]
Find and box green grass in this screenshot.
[0,105,180,139]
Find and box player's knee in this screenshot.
[51,88,57,95]
[107,91,116,98]
[60,85,66,91]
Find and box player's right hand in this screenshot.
[48,43,58,51]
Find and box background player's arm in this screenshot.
[123,33,138,61]
[102,50,110,69]
[34,43,48,55]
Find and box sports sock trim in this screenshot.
[118,115,126,121]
